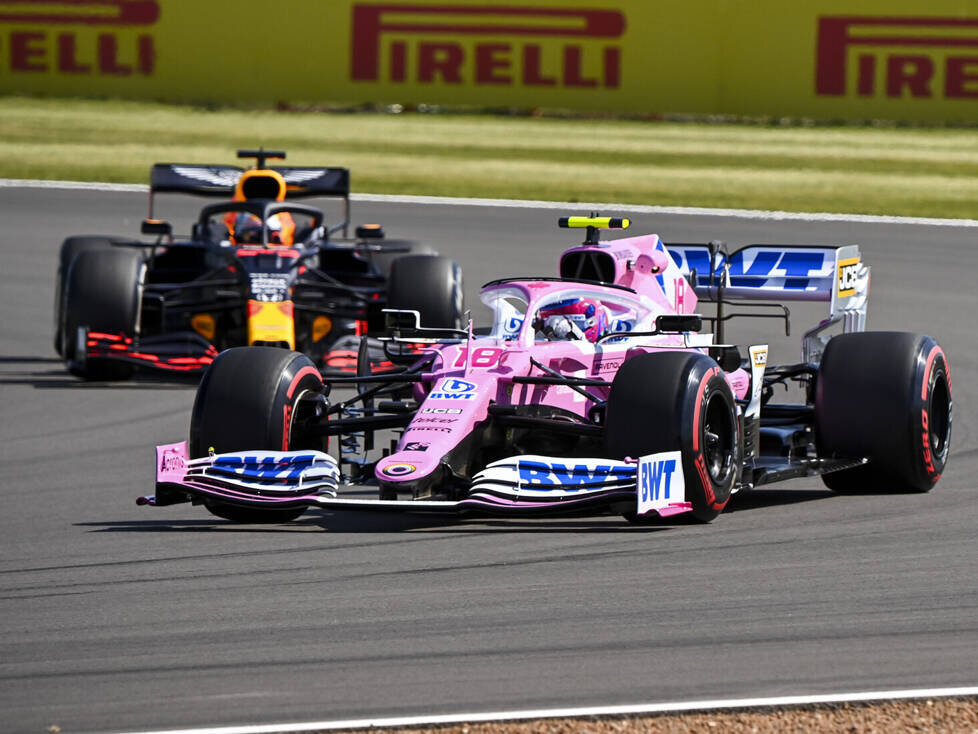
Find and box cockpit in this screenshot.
[195,201,325,248]
[479,280,652,346]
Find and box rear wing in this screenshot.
[667,243,870,363]
[147,164,351,229]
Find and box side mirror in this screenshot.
[142,219,172,236]
[383,308,421,331]
[655,314,702,333]
[356,224,385,240]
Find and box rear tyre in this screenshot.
[387,255,464,329]
[605,351,740,522]
[815,331,951,493]
[63,247,143,380]
[54,236,125,355]
[189,347,324,523]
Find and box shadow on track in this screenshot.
[79,512,676,535]
[0,356,62,364]
[309,513,678,534]
[726,486,835,511]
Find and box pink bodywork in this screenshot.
[375,233,750,489]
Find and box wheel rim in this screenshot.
[289,388,325,451]
[702,392,736,484]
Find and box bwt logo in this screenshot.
[816,16,978,100]
[0,0,158,76]
[669,247,828,291]
[518,461,633,488]
[639,458,677,502]
[213,455,318,481]
[351,4,626,88]
[428,377,478,400]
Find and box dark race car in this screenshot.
[54,149,464,380]
[138,216,952,525]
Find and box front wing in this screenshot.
[140,444,693,519]
[80,330,219,373]
[74,329,391,377]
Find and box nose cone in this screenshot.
[376,452,441,481]
[375,374,495,497]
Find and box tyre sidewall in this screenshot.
[905,338,951,488]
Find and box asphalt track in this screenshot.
[0,186,975,734]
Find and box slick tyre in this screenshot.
[54,236,126,355]
[387,255,464,329]
[815,331,951,494]
[63,247,143,381]
[605,351,740,522]
[371,242,435,280]
[189,347,324,523]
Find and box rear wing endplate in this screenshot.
[667,243,870,363]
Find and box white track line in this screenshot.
[0,178,146,193]
[3,178,978,228]
[110,687,978,734]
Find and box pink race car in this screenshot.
[141,217,952,525]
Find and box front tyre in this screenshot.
[605,351,740,522]
[387,255,464,329]
[63,247,143,380]
[815,332,951,493]
[189,347,325,523]
[54,236,125,355]
[371,242,435,280]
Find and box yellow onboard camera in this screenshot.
[558,215,630,245]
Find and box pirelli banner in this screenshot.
[3,0,978,122]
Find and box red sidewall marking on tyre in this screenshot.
[921,408,937,479]
[922,346,938,400]
[691,366,727,511]
[287,365,322,398]
[282,365,323,450]
[919,346,949,483]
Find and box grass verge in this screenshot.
[2,96,978,219]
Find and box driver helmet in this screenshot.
[231,212,294,246]
[536,297,609,342]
